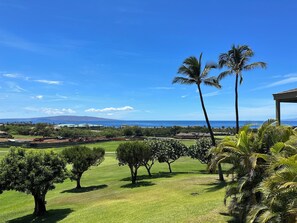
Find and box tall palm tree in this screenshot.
[173,53,224,181]
[218,45,267,133]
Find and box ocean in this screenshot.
[72,120,297,128]
[12,120,297,128]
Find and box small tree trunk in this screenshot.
[218,163,224,181]
[167,162,172,173]
[144,164,152,177]
[33,194,46,216]
[76,175,82,189]
[130,166,138,184]
[235,73,239,134]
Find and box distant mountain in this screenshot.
[0,115,116,124]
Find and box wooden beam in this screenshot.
[276,100,281,125]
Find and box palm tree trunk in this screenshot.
[197,84,224,181]
[197,84,215,145]
[235,73,239,134]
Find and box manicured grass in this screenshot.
[0,142,231,223]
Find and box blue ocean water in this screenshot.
[34,120,297,128]
[1,119,297,128]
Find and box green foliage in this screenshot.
[248,146,297,223]
[210,122,296,222]
[152,139,187,173]
[62,146,105,189]
[218,44,266,133]
[0,147,67,216]
[187,137,213,164]
[116,141,151,184]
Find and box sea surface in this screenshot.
[64,120,297,128]
[2,119,296,128]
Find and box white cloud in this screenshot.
[24,107,76,115]
[33,95,43,100]
[6,82,26,92]
[203,91,220,97]
[150,87,174,90]
[34,80,62,85]
[254,73,297,90]
[40,108,76,115]
[181,95,187,98]
[3,73,19,78]
[85,106,134,113]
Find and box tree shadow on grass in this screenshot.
[8,208,73,223]
[120,171,193,182]
[121,181,155,188]
[195,169,209,174]
[203,181,227,192]
[61,184,108,193]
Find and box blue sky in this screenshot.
[0,0,296,120]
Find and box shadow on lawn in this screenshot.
[120,171,193,182]
[61,184,108,193]
[8,208,73,223]
[203,181,227,192]
[121,181,155,188]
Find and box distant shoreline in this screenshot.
[0,119,296,128]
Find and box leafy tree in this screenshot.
[218,45,266,133]
[116,141,151,184]
[62,146,105,189]
[187,137,213,164]
[123,127,134,137]
[172,53,224,181]
[144,140,163,176]
[154,139,187,173]
[0,148,66,216]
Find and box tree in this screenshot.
[0,148,66,216]
[210,122,296,222]
[173,53,224,181]
[218,44,266,133]
[187,137,213,164]
[116,141,151,184]
[144,140,163,176]
[62,146,105,189]
[248,142,297,223]
[154,139,187,173]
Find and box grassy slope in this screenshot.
[0,140,231,223]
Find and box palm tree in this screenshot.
[218,45,267,133]
[248,143,297,223]
[173,53,224,181]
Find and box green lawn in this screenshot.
[0,140,231,223]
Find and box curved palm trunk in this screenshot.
[197,84,215,145]
[197,84,224,181]
[235,74,239,134]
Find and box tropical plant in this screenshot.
[218,45,266,133]
[62,146,105,189]
[210,122,295,222]
[172,53,224,181]
[248,143,297,223]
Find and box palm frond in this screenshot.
[172,77,196,85]
[201,62,217,78]
[218,70,233,80]
[244,62,267,70]
[203,76,221,89]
